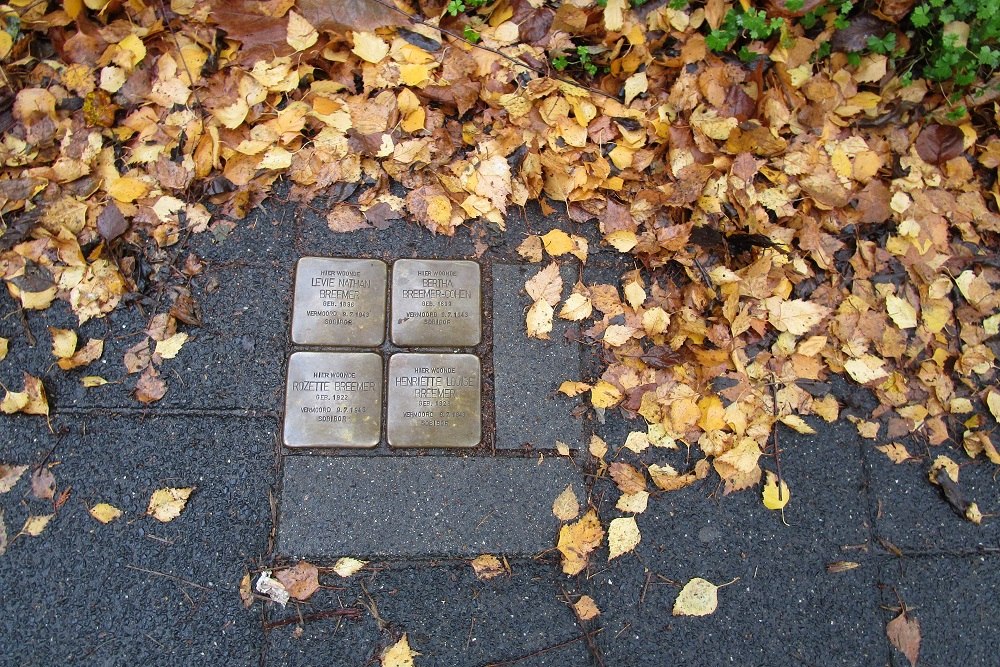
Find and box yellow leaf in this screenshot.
[1,391,28,414]
[82,376,108,387]
[885,294,917,329]
[381,634,419,667]
[608,516,641,560]
[155,332,188,360]
[763,297,830,336]
[589,435,608,460]
[557,509,604,575]
[333,557,368,577]
[0,337,7,360]
[541,229,574,257]
[928,455,960,485]
[556,440,570,456]
[526,300,553,340]
[552,484,581,521]
[623,431,649,453]
[352,31,389,64]
[698,395,726,432]
[22,514,53,537]
[986,391,1000,422]
[17,374,49,415]
[559,293,592,321]
[286,11,318,51]
[779,414,816,434]
[399,63,430,87]
[876,443,912,464]
[574,595,601,621]
[762,471,790,510]
[642,307,670,336]
[558,381,591,397]
[603,324,632,347]
[590,380,622,409]
[107,176,151,203]
[604,230,637,252]
[89,502,122,524]
[844,355,889,384]
[623,72,647,106]
[673,578,723,616]
[616,490,649,514]
[623,282,646,310]
[0,32,13,59]
[49,327,77,359]
[471,554,509,580]
[58,339,104,371]
[604,0,625,31]
[147,487,194,523]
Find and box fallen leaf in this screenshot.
[524,262,563,306]
[135,366,167,404]
[779,414,816,434]
[333,557,368,577]
[276,561,320,601]
[89,503,122,524]
[517,235,543,262]
[607,516,641,560]
[609,462,646,494]
[471,554,509,580]
[762,471,790,510]
[21,514,53,537]
[0,337,7,360]
[82,376,108,387]
[286,11,318,51]
[382,634,419,667]
[915,124,963,165]
[763,297,830,336]
[542,229,574,257]
[590,380,623,409]
[155,332,189,359]
[559,292,593,321]
[31,467,56,501]
[50,327,78,359]
[526,300,553,339]
[826,561,860,573]
[673,577,726,617]
[146,486,194,522]
[552,484,581,521]
[557,509,604,576]
[886,612,920,667]
[558,381,591,396]
[876,443,912,464]
[0,464,28,494]
[239,573,254,607]
[573,595,600,621]
[352,31,389,64]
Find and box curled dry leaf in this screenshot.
[146,486,194,522]
[333,557,368,577]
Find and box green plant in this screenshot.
[552,45,600,76]
[446,0,491,17]
[706,8,785,53]
[463,25,480,43]
[908,0,1000,88]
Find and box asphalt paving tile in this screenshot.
[0,261,290,412]
[0,415,274,666]
[581,413,887,667]
[866,444,1000,554]
[878,555,1000,666]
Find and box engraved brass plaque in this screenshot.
[292,257,387,346]
[387,353,481,448]
[284,352,382,448]
[390,259,481,347]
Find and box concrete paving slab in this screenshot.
[278,455,583,558]
[878,555,1000,666]
[866,445,1000,554]
[581,413,886,666]
[0,414,274,665]
[492,263,584,450]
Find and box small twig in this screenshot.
[769,379,784,501]
[263,607,363,630]
[125,564,212,591]
[482,633,589,667]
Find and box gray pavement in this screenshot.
[2,197,998,666]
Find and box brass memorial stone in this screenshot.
[387,353,481,448]
[284,351,382,448]
[390,259,481,347]
[292,257,387,346]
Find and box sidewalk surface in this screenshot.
[2,197,998,666]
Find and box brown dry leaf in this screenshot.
[0,464,28,494]
[609,462,647,494]
[573,595,600,621]
[30,467,56,501]
[648,463,699,492]
[147,487,194,522]
[886,612,920,667]
[298,0,403,32]
[915,124,963,165]
[0,510,6,556]
[557,509,604,576]
[239,573,254,608]
[58,339,104,371]
[517,236,543,263]
[135,367,167,404]
[276,561,321,601]
[552,484,581,521]
[471,554,509,580]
